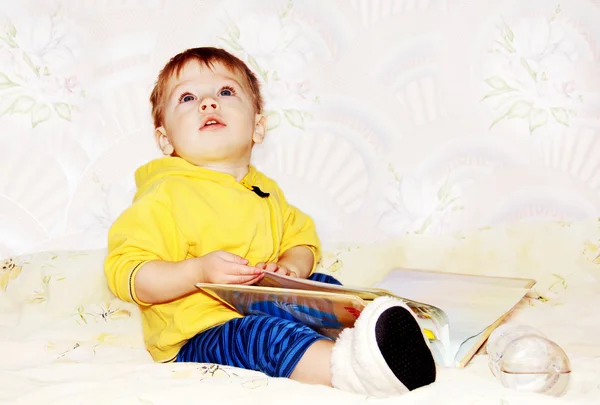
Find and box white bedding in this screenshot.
[2,221,599,405]
[2,0,600,403]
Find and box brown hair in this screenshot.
[150,47,264,128]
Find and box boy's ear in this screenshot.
[252,114,267,144]
[155,127,174,155]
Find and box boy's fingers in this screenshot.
[233,273,263,285]
[233,264,262,275]
[265,262,279,272]
[239,273,264,285]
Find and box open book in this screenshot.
[195,268,535,368]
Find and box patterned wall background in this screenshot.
[0,0,599,258]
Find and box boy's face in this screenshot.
[155,60,265,167]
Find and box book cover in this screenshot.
[196,269,535,367]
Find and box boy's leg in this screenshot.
[308,272,342,285]
[286,296,437,396]
[307,274,436,396]
[178,298,435,396]
[289,339,334,385]
[177,315,331,382]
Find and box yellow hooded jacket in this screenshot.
[104,157,321,362]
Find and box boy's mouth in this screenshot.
[200,115,226,131]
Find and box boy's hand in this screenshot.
[197,251,264,285]
[255,261,298,278]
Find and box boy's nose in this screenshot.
[200,97,219,111]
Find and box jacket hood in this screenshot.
[134,157,259,199]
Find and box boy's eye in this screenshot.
[219,86,235,96]
[179,93,195,103]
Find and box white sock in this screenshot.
[330,296,436,397]
[330,327,369,395]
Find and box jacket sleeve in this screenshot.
[277,190,322,274]
[104,195,188,306]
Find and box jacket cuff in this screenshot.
[129,261,152,307]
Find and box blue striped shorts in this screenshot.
[176,273,342,377]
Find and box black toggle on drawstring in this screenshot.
[251,186,270,198]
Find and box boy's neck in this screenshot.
[198,162,250,182]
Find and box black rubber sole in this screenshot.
[375,306,437,391]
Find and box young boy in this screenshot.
[104,47,436,397]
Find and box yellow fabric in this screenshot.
[104,157,321,362]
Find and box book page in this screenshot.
[374,269,533,366]
[258,272,450,342]
[195,282,366,339]
[258,272,382,299]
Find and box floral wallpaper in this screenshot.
[0,0,599,258]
